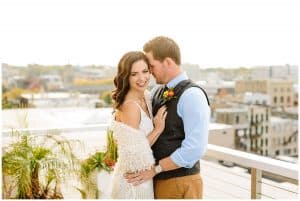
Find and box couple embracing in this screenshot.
[109,36,210,199]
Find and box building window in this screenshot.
[280,96,284,103]
[261,139,263,146]
[265,138,268,146]
[265,126,268,133]
[236,116,239,124]
[261,114,264,121]
[256,114,258,122]
[287,96,291,103]
[274,96,277,103]
[284,149,291,155]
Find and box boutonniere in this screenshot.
[162,87,176,102]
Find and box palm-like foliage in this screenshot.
[79,152,110,199]
[2,128,81,199]
[77,129,117,199]
[105,129,118,162]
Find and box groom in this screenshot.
[126,36,210,199]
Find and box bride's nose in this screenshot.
[138,74,148,81]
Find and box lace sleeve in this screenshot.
[110,121,155,173]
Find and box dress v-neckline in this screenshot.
[136,101,152,121]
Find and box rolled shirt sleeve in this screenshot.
[170,87,210,168]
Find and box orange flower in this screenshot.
[104,158,116,168]
[168,90,174,97]
[162,88,176,102]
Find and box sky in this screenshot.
[0,0,299,68]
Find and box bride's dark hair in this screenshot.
[112,51,149,109]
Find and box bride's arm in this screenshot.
[147,129,162,146]
[147,106,167,146]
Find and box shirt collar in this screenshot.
[166,72,188,88]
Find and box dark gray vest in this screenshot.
[151,79,209,180]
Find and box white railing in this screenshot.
[2,124,298,199]
[205,144,298,198]
[2,124,108,136]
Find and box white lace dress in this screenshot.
[110,98,155,199]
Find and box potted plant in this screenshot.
[2,129,81,199]
[77,129,117,199]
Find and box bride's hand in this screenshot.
[153,106,167,134]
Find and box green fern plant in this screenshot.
[2,128,81,199]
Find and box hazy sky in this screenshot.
[0,0,299,68]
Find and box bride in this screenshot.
[109,51,167,199]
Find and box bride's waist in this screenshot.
[115,160,154,173]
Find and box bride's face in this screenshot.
[129,59,150,92]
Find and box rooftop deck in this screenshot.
[2,124,299,199]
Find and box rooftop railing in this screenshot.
[205,144,298,199]
[2,124,298,199]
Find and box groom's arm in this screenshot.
[158,88,210,171]
[158,157,180,171]
[168,87,210,168]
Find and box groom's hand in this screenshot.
[124,168,156,186]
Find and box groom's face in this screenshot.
[145,52,166,84]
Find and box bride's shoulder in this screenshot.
[115,101,141,128]
[121,101,140,114]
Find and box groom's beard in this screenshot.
[154,78,164,85]
[151,74,163,85]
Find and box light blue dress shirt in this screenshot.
[151,72,211,168]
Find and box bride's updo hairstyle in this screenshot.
[112,51,149,109]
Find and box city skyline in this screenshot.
[0,0,299,68]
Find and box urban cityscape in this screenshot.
[2,63,298,199]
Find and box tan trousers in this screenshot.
[154,174,203,199]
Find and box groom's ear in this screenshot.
[163,57,174,67]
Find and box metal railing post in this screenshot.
[251,168,262,199]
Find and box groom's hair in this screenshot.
[143,36,181,65]
[112,51,149,109]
